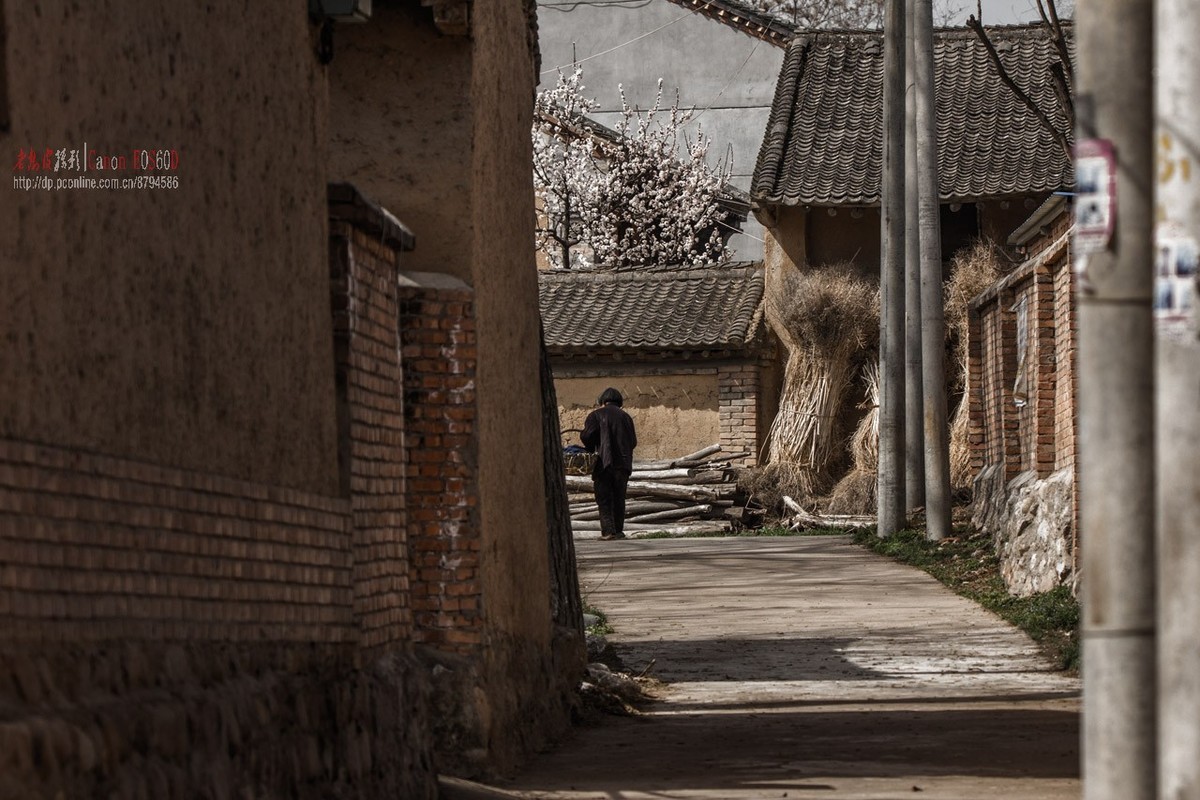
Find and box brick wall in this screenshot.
[968,230,1074,482]
[0,184,441,798]
[329,186,415,655]
[718,363,763,465]
[0,440,354,644]
[967,219,1079,592]
[398,273,482,656]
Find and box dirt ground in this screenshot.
[468,535,1081,800]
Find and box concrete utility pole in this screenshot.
[1075,1,1157,798]
[1154,0,1200,795]
[913,0,949,541]
[878,0,907,537]
[904,0,926,515]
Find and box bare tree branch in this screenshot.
[1037,0,1076,93]
[966,14,1073,162]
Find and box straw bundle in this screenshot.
[828,359,879,515]
[944,239,1012,489]
[764,264,879,498]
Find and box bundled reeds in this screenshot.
[944,239,1011,489]
[827,359,879,515]
[763,264,879,500]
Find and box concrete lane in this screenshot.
[504,535,1080,800]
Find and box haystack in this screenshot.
[764,264,879,501]
[827,359,879,515]
[944,239,1011,490]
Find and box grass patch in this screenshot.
[635,525,848,540]
[583,602,614,636]
[740,524,847,537]
[850,526,1080,672]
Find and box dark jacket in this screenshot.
[581,403,637,475]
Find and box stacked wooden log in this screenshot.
[567,444,751,537]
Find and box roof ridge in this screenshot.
[540,261,762,282]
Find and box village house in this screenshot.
[536,0,793,259]
[0,2,579,797]
[744,22,1075,499]
[752,22,1075,278]
[540,263,781,465]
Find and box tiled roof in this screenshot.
[539,263,766,355]
[752,23,1075,207]
[664,0,797,47]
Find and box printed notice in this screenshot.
[1074,138,1116,254]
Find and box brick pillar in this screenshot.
[397,273,482,656]
[999,288,1023,483]
[1032,268,1058,478]
[966,306,986,477]
[329,184,413,654]
[718,363,760,465]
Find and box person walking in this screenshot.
[581,387,637,540]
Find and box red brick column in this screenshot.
[967,307,986,477]
[329,185,414,653]
[718,363,761,465]
[1032,268,1058,478]
[999,287,1023,483]
[398,274,482,656]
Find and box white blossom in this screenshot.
[533,68,733,270]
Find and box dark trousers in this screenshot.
[593,467,630,537]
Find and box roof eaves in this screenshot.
[663,0,797,47]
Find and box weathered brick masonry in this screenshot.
[398,274,482,656]
[967,206,1078,595]
[0,188,441,800]
[329,184,415,654]
[718,363,765,465]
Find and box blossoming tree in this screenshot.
[533,67,733,269]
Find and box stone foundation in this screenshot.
[0,642,436,800]
[972,465,1075,597]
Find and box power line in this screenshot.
[691,39,763,124]
[540,10,694,75]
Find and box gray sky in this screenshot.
[943,0,1074,25]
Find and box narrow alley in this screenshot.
[505,536,1080,800]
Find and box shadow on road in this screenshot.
[511,704,1079,795]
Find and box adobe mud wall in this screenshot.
[329,0,575,775]
[556,371,721,461]
[0,1,339,495]
[0,642,435,800]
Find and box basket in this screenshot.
[561,428,596,476]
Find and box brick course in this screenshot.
[967,220,1078,580]
[0,438,354,644]
[330,210,414,655]
[0,186,444,798]
[398,276,482,656]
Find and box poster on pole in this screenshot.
[1074,139,1117,254]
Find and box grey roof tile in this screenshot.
[752,23,1074,206]
[539,263,765,355]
